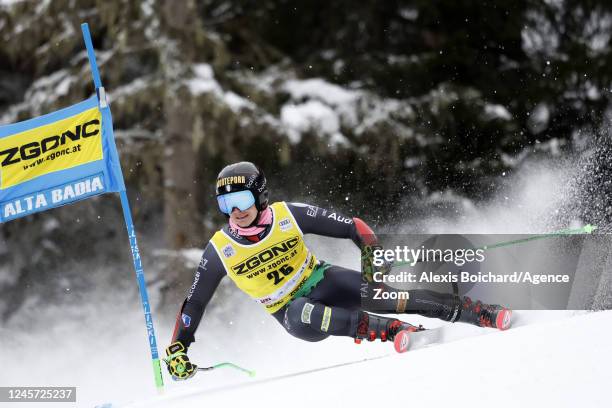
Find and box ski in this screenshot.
[393,326,444,353]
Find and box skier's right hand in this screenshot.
[164,341,197,381]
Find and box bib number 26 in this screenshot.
[267,265,294,285]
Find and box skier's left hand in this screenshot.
[164,341,197,380]
[362,245,393,282]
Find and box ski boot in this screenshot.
[354,313,425,353]
[456,296,512,330]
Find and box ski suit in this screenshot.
[172,202,458,348]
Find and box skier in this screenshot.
[164,161,512,380]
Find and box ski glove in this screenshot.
[164,341,197,380]
[362,245,393,283]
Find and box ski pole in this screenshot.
[477,224,597,251]
[198,362,256,377]
[390,224,598,268]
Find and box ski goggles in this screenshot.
[217,190,255,215]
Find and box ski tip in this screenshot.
[496,309,512,331]
[393,330,411,353]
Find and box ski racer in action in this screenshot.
[164,161,512,380]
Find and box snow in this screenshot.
[0,0,24,7]
[585,81,601,100]
[55,76,74,96]
[180,248,205,269]
[332,59,345,75]
[34,0,50,14]
[284,78,359,107]
[23,69,71,113]
[111,77,155,101]
[328,132,350,149]
[404,157,421,168]
[0,266,18,285]
[223,91,255,112]
[399,7,419,21]
[231,69,417,144]
[2,156,609,408]
[42,217,61,233]
[528,103,551,134]
[522,9,560,58]
[583,11,612,56]
[235,65,290,94]
[484,103,512,121]
[151,248,204,269]
[140,0,159,40]
[185,64,223,96]
[279,77,417,144]
[114,128,159,141]
[280,100,352,148]
[354,97,412,136]
[122,311,612,408]
[281,100,340,134]
[185,64,255,114]
[284,77,361,128]
[0,101,26,125]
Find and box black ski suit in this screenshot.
[172,203,458,348]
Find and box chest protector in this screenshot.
[210,202,317,313]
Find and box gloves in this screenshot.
[361,245,393,283]
[164,341,197,380]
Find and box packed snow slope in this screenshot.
[123,310,612,408]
